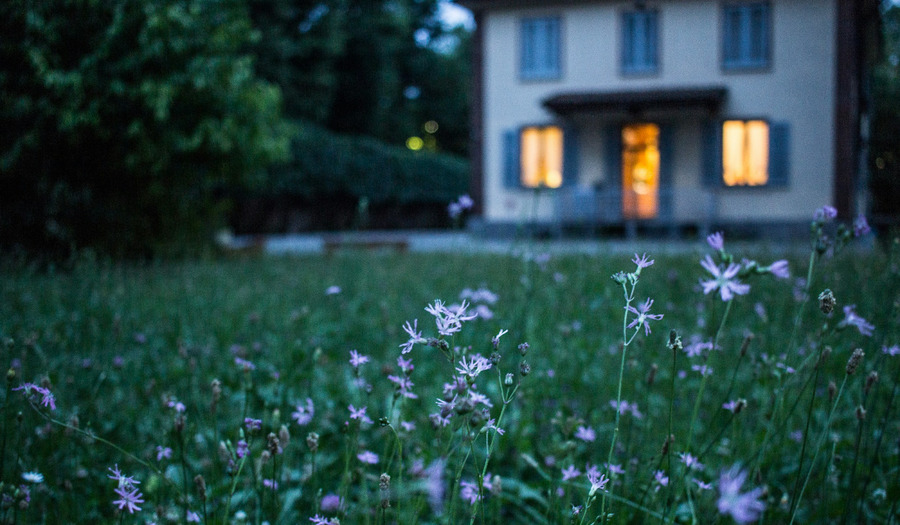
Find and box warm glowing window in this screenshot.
[521,126,563,188]
[722,120,769,186]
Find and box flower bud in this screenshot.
[818,289,836,315]
[846,348,864,375]
[519,360,531,377]
[504,373,514,386]
[306,432,319,452]
[865,371,879,395]
[194,474,207,501]
[667,330,682,353]
[278,424,290,448]
[518,342,529,356]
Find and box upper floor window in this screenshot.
[622,10,659,74]
[722,2,770,70]
[520,17,561,80]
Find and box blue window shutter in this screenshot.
[503,129,521,188]
[622,13,635,70]
[702,121,722,187]
[768,121,790,187]
[562,125,579,187]
[521,17,560,79]
[658,125,674,219]
[547,18,561,77]
[646,13,658,70]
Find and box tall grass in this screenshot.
[0,224,897,523]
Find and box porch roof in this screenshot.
[542,87,728,116]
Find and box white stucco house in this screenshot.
[458,0,878,235]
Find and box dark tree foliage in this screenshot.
[0,0,290,258]
[869,3,900,224]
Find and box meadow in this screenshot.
[0,215,898,524]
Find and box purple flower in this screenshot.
[310,515,339,525]
[325,285,341,296]
[695,479,713,490]
[609,399,644,419]
[397,356,414,373]
[107,465,140,488]
[814,205,838,222]
[187,511,201,522]
[425,459,446,514]
[605,463,625,475]
[236,440,249,459]
[455,355,492,379]
[588,470,610,495]
[388,374,418,399]
[632,253,655,270]
[626,298,664,335]
[399,319,426,354]
[853,215,871,237]
[561,465,581,481]
[263,478,278,490]
[458,194,474,210]
[883,344,900,357]
[448,202,463,219]
[459,480,481,504]
[491,328,508,347]
[707,231,724,251]
[321,494,342,512]
[357,450,379,464]
[766,260,790,279]
[574,425,596,442]
[234,357,256,371]
[700,255,751,302]
[679,452,705,471]
[426,299,477,337]
[839,305,874,336]
[349,349,369,368]
[717,466,766,524]
[13,383,56,411]
[244,418,262,431]
[112,485,144,514]
[654,470,669,487]
[156,446,172,462]
[692,364,713,377]
[292,398,314,426]
[348,404,372,424]
[722,400,741,413]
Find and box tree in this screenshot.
[0,0,290,257]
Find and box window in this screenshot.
[722,2,770,69]
[521,17,561,80]
[622,10,659,74]
[520,126,563,188]
[722,120,769,186]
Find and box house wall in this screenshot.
[481,0,836,225]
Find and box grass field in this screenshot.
[1,223,898,524]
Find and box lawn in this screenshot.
[1,222,898,524]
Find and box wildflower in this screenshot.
[112,485,144,514]
[679,452,705,471]
[12,383,56,410]
[700,255,750,302]
[400,421,416,432]
[605,463,625,476]
[357,450,379,464]
[654,470,669,487]
[349,349,369,368]
[609,400,644,419]
[839,305,874,336]
[309,515,338,525]
[707,231,725,251]
[883,344,899,357]
[626,298,664,335]
[561,465,581,481]
[853,215,871,237]
[818,289,837,314]
[483,418,505,435]
[426,299,477,337]
[766,260,790,279]
[236,440,249,459]
[244,418,262,431]
[694,479,713,490]
[107,465,140,488]
[588,472,609,496]
[187,511,201,522]
[399,319,426,354]
[491,329,508,348]
[459,480,481,504]
[387,374,418,399]
[846,348,865,375]
[348,404,372,423]
[684,340,715,358]
[814,205,838,222]
[320,494,342,512]
[292,398,314,426]
[156,446,173,461]
[632,252,655,270]
[456,355,492,379]
[574,425,596,442]
[458,194,474,210]
[692,364,713,377]
[22,471,43,483]
[263,479,278,490]
[717,465,766,524]
[425,459,446,513]
[234,357,256,371]
[325,285,341,295]
[722,399,746,414]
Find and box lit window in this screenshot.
[521,126,563,188]
[722,120,769,186]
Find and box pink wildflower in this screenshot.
[626,298,664,335]
[717,466,766,524]
[349,349,369,368]
[700,255,750,302]
[839,305,874,336]
[292,398,314,426]
[561,465,581,481]
[574,425,596,442]
[357,450,379,464]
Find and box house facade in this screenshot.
[459,0,876,233]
